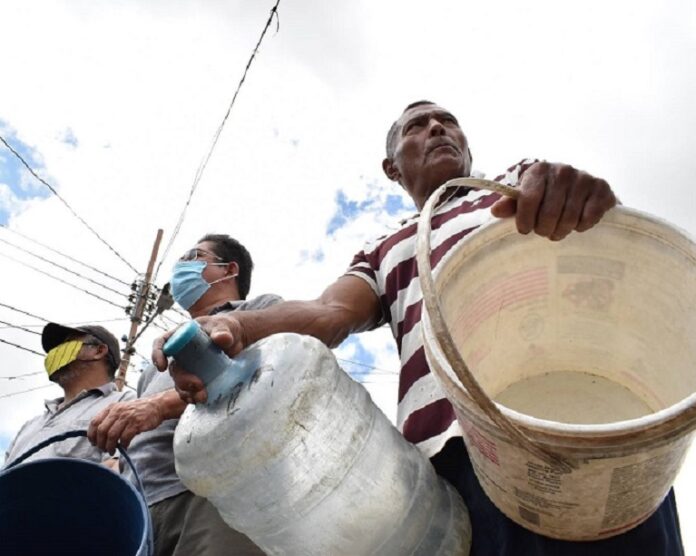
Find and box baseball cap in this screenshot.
[41,322,121,371]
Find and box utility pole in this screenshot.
[115,229,163,391]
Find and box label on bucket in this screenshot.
[459,416,693,541]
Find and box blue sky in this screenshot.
[326,183,415,236]
[0,122,50,225]
[1,2,695,548]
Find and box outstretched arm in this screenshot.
[152,275,382,404]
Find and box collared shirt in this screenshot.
[3,382,135,467]
[345,160,536,459]
[123,293,283,506]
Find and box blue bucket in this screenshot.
[0,430,153,556]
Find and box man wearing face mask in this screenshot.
[4,323,133,467]
[89,233,278,556]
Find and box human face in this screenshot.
[384,104,471,209]
[189,241,229,284]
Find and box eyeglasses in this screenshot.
[179,248,224,262]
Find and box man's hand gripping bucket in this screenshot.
[416,178,696,541]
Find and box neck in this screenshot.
[188,288,241,319]
[61,366,111,404]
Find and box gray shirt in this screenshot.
[4,382,135,467]
[124,294,283,506]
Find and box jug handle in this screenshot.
[416,178,573,472]
[5,429,155,555]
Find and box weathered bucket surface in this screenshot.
[174,332,472,555]
[417,179,696,541]
[0,457,151,556]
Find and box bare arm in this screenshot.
[153,275,381,404]
[88,389,187,454]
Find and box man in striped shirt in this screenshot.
[157,101,682,555]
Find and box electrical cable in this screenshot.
[0,224,130,286]
[0,370,44,380]
[0,251,126,310]
[156,0,281,277]
[0,135,138,273]
[0,317,130,330]
[0,337,43,356]
[0,235,129,298]
[0,383,54,400]
[0,301,51,323]
[0,319,41,335]
[335,357,398,374]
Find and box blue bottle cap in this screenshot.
[163,320,200,357]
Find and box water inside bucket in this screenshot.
[493,370,657,424]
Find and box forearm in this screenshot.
[149,389,188,420]
[233,298,374,349]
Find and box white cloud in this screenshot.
[1,1,695,548]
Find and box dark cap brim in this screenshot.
[41,322,88,353]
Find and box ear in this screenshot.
[382,158,401,183]
[94,343,110,362]
[226,261,240,277]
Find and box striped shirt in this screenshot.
[346,159,536,458]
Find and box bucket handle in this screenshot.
[5,429,155,555]
[416,178,573,472]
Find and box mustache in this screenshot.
[426,140,461,155]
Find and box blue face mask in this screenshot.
[170,260,237,310]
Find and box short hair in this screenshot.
[385,100,436,159]
[198,233,254,299]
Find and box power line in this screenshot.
[0,301,51,323]
[0,251,126,310]
[0,319,41,335]
[0,371,44,380]
[0,383,54,400]
[336,357,398,375]
[170,306,189,319]
[0,317,130,330]
[0,135,138,273]
[0,224,131,287]
[156,0,281,276]
[0,235,129,299]
[0,337,43,356]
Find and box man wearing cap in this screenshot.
[4,323,134,467]
[89,233,276,556]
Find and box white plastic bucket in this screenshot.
[417,178,696,541]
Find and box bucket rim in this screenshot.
[423,205,696,452]
[0,456,152,555]
[424,308,696,453]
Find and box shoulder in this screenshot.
[236,293,284,312]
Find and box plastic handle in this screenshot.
[416,177,573,472]
[5,429,155,554]
[163,320,245,388]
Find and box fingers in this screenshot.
[152,328,176,371]
[577,181,616,232]
[490,197,517,219]
[90,404,128,454]
[516,162,549,235]
[512,162,616,239]
[170,360,207,404]
[198,315,244,358]
[87,407,109,446]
